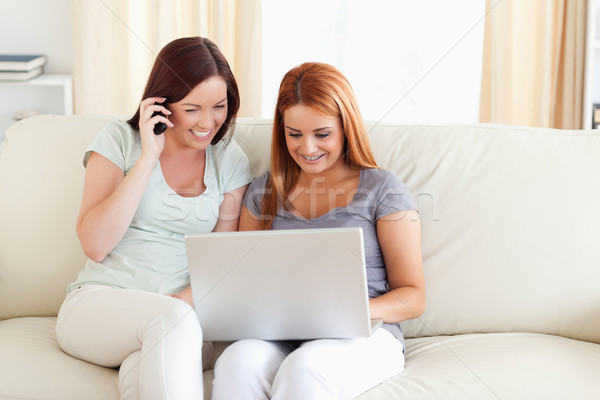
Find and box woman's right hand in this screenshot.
[138,97,174,158]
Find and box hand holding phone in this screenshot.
[152,102,168,135]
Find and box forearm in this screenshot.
[78,155,158,261]
[212,185,249,232]
[369,285,426,324]
[373,210,425,324]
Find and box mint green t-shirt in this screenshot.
[69,120,253,294]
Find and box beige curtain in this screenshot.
[480,0,587,129]
[72,0,262,117]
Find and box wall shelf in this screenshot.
[0,73,73,149]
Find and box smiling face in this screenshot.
[166,75,228,150]
[283,104,346,177]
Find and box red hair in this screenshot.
[261,62,378,229]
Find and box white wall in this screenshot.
[0,0,73,73]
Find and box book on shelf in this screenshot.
[0,67,43,81]
[0,54,47,72]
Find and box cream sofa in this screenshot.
[1,115,599,400]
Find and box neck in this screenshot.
[162,135,206,159]
[161,143,205,170]
[296,162,358,190]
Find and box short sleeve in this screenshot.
[242,172,270,217]
[83,120,140,173]
[373,169,417,220]
[214,139,254,193]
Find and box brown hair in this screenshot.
[261,62,378,229]
[127,36,239,144]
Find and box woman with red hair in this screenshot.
[212,62,426,399]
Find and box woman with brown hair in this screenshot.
[55,37,252,399]
[212,62,425,399]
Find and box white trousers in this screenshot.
[55,285,205,400]
[211,328,405,400]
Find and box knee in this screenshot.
[161,296,199,327]
[215,339,275,376]
[145,297,202,344]
[213,339,290,400]
[272,346,331,398]
[276,347,324,385]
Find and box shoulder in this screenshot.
[213,138,246,159]
[211,138,250,170]
[93,119,138,150]
[84,120,140,170]
[361,168,407,190]
[248,171,270,191]
[100,120,137,143]
[359,168,417,215]
[209,139,254,190]
[242,171,270,214]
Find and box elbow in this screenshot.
[405,287,426,320]
[77,229,109,263]
[413,298,426,319]
[87,251,107,264]
[413,289,427,319]
[81,243,108,263]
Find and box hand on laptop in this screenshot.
[168,285,194,308]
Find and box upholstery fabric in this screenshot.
[1,115,599,399]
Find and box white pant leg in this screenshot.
[119,350,141,400]
[120,346,213,400]
[271,329,404,400]
[56,285,204,400]
[212,339,294,400]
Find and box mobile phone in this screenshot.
[152,102,168,135]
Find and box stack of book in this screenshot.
[0,54,46,81]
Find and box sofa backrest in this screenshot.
[0,116,110,319]
[362,122,600,344]
[1,116,599,345]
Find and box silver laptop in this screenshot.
[184,227,382,341]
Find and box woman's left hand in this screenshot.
[168,286,194,308]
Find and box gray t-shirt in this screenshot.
[69,120,254,294]
[242,168,417,343]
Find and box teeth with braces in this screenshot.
[303,154,323,161]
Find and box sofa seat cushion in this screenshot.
[355,332,600,399]
[2,321,598,400]
[0,317,118,400]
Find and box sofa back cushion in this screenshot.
[0,116,110,319]
[362,123,600,344]
[2,116,599,346]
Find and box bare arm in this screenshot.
[212,184,249,232]
[369,209,426,323]
[76,98,172,262]
[238,205,265,231]
[76,153,151,261]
